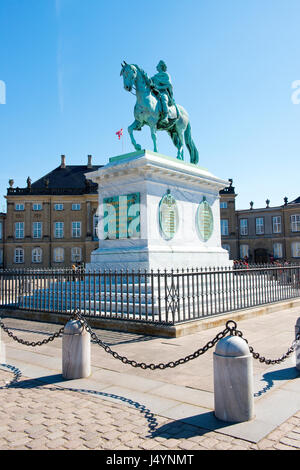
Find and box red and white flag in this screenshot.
[116,128,123,140]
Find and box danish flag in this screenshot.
[116,128,123,140]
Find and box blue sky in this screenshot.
[0,0,299,210]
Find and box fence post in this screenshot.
[213,335,254,423]
[295,317,300,371]
[62,318,91,379]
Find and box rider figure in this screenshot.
[151,60,174,126]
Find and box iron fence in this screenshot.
[0,264,299,325]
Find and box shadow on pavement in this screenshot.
[0,365,158,437]
[255,366,299,397]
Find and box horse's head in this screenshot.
[120,62,137,92]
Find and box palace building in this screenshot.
[0,157,299,268]
[220,180,300,263]
[2,155,101,269]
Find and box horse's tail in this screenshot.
[184,122,199,165]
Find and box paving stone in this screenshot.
[279,437,300,449]
[1,312,300,451]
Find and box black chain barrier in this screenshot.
[73,311,300,369]
[0,310,299,368]
[73,310,234,369]
[229,324,300,365]
[0,318,64,347]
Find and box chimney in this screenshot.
[60,155,66,168]
[87,154,92,168]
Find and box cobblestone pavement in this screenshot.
[0,366,300,451]
[1,313,300,451]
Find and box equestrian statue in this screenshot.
[120,60,199,165]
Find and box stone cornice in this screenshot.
[86,150,228,192]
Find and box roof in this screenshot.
[288,196,300,205]
[7,163,103,196]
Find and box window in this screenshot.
[72,221,81,238]
[53,247,64,263]
[291,215,300,232]
[0,249,3,265]
[15,222,24,239]
[93,214,99,240]
[15,203,24,211]
[33,222,42,239]
[54,203,64,211]
[273,243,283,259]
[71,247,82,262]
[32,203,42,211]
[240,244,249,259]
[221,219,229,236]
[291,242,300,258]
[32,247,42,263]
[222,244,230,256]
[255,217,264,235]
[54,222,64,238]
[14,248,24,263]
[220,201,227,209]
[240,219,248,236]
[72,203,81,211]
[272,216,282,234]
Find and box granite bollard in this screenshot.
[62,319,91,379]
[213,335,254,423]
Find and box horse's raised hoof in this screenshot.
[135,144,142,151]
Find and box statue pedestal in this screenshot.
[86,150,231,272]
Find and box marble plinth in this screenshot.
[86,150,232,272]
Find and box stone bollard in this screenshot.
[0,327,6,364]
[295,317,300,371]
[62,319,91,380]
[213,335,255,423]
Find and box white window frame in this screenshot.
[71,247,82,262]
[72,221,81,238]
[54,222,64,238]
[273,243,283,259]
[240,244,249,259]
[54,203,64,211]
[291,215,300,232]
[255,217,264,235]
[32,203,42,211]
[32,247,42,263]
[53,247,64,263]
[291,242,300,258]
[33,221,42,239]
[15,203,24,211]
[272,216,282,234]
[221,219,229,236]
[15,222,24,239]
[14,248,24,263]
[220,201,227,209]
[240,219,248,236]
[72,203,81,211]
